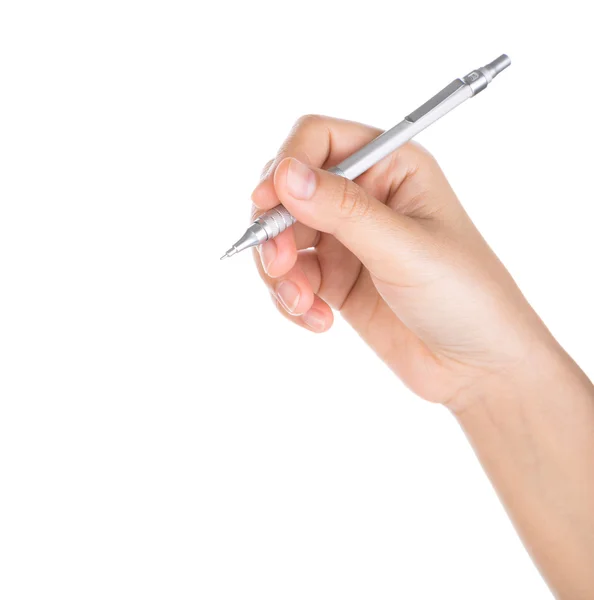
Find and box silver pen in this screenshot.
[220,54,511,260]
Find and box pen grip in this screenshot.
[254,205,296,240]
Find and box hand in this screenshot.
[251,115,557,410]
[251,115,594,596]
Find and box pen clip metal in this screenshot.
[405,79,466,123]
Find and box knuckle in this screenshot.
[295,113,323,131]
[335,179,371,220]
[276,115,324,161]
[402,142,439,172]
[277,114,326,166]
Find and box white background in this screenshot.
[0,1,592,598]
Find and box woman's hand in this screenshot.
[251,116,594,597]
[251,115,555,411]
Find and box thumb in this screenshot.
[273,157,424,282]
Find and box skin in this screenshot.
[251,115,594,599]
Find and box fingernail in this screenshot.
[301,309,326,332]
[275,280,301,315]
[259,240,277,275]
[286,158,316,200]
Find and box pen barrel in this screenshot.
[252,83,471,243]
[231,54,510,254]
[336,120,416,180]
[337,84,474,180]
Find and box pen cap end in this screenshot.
[483,54,511,79]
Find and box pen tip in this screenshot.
[220,247,237,261]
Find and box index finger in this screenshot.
[252,115,382,210]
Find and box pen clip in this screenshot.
[405,79,466,123]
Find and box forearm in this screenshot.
[453,342,594,599]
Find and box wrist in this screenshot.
[448,332,593,419]
[447,330,594,599]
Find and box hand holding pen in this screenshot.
[221,55,510,259]
[220,55,594,597]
